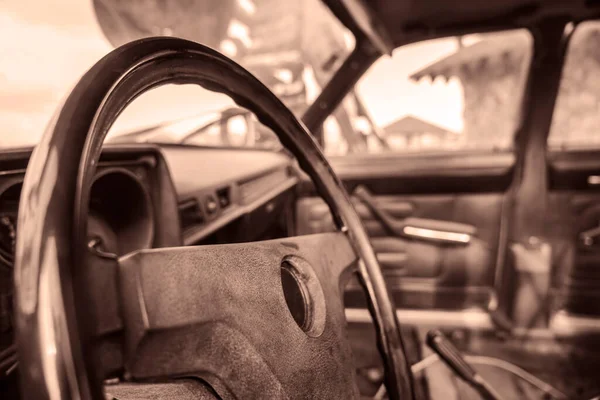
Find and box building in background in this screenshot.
[411,24,600,149]
[383,115,460,151]
[410,31,531,150]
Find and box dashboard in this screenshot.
[163,145,298,245]
[0,143,297,384]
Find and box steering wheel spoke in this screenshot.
[117,233,358,398]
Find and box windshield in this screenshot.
[0,0,352,149]
[0,1,537,154]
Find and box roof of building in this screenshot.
[410,30,530,81]
[384,115,451,136]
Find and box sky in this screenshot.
[0,0,464,148]
[359,40,464,131]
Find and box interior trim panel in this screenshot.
[298,150,515,195]
[297,150,512,312]
[159,146,297,245]
[182,175,297,245]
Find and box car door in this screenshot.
[545,20,600,328]
[297,150,512,315]
[296,31,533,326]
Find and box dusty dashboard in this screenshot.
[0,144,182,384]
[0,145,181,267]
[0,143,298,385]
[0,144,298,263]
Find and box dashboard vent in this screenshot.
[239,169,288,205]
[178,198,204,230]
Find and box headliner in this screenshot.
[323,0,600,48]
[92,1,600,54]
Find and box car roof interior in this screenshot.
[323,0,600,46]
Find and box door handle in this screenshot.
[353,185,475,245]
[402,223,472,244]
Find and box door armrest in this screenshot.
[402,217,475,244]
[354,185,476,245]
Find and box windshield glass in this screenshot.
[0,0,352,149]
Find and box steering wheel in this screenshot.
[14,38,414,399]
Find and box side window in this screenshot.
[323,30,533,155]
[548,21,600,149]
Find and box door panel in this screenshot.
[296,151,513,311]
[547,150,600,319]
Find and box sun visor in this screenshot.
[92,0,236,49]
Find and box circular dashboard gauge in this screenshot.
[0,215,16,267]
[89,168,154,256]
[0,183,20,385]
[0,168,154,388]
[0,183,21,268]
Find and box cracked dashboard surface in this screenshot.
[0,143,297,383]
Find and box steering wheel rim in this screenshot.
[14,37,414,399]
